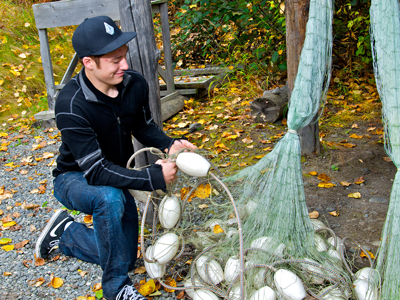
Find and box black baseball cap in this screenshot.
[72,16,137,59]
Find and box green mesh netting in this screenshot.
[224,0,333,257]
[370,0,400,298]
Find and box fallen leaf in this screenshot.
[1,245,14,251]
[242,137,253,144]
[0,238,12,245]
[34,256,45,266]
[360,250,375,259]
[329,211,339,217]
[138,279,156,296]
[318,182,336,188]
[340,181,351,187]
[309,171,318,176]
[92,282,102,292]
[198,204,208,209]
[383,156,392,162]
[317,173,331,182]
[3,272,12,276]
[180,187,195,202]
[195,183,211,199]
[2,221,16,227]
[134,266,147,274]
[164,278,177,293]
[348,192,361,199]
[29,277,45,287]
[149,291,162,296]
[177,290,185,299]
[84,215,93,224]
[308,211,319,219]
[213,224,224,234]
[349,134,363,139]
[14,239,29,249]
[51,277,63,288]
[354,176,365,184]
[22,260,32,268]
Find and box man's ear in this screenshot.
[82,57,94,70]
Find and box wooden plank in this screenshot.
[38,29,56,111]
[160,91,179,104]
[33,0,120,29]
[161,95,186,121]
[161,89,197,97]
[33,0,165,29]
[159,2,175,94]
[173,66,234,76]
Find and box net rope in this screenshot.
[370,0,400,298]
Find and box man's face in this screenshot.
[91,45,129,87]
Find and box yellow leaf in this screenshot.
[180,187,195,202]
[348,192,361,199]
[164,278,177,293]
[0,132,8,137]
[3,272,12,276]
[242,137,253,144]
[329,211,339,217]
[317,173,331,181]
[0,238,12,245]
[1,245,14,251]
[92,283,102,291]
[149,291,162,296]
[318,182,336,188]
[360,250,375,259]
[84,215,93,224]
[198,204,208,209]
[189,4,197,8]
[349,134,363,139]
[3,221,16,227]
[195,183,211,199]
[340,181,351,187]
[308,211,319,219]
[51,277,63,288]
[138,279,156,296]
[308,171,318,176]
[213,224,224,234]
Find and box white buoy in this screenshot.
[196,255,224,285]
[224,256,241,283]
[193,289,219,300]
[176,152,211,177]
[153,233,180,264]
[158,194,181,229]
[274,269,307,300]
[144,246,166,279]
[251,237,286,257]
[250,286,277,300]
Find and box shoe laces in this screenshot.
[116,285,145,300]
[48,239,59,251]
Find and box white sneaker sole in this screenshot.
[34,209,65,259]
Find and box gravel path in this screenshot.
[0,125,177,300]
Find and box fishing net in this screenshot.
[370,0,400,298]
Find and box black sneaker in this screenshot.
[116,285,147,300]
[35,209,73,259]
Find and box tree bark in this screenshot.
[286,0,320,155]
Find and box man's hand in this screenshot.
[155,159,178,184]
[168,139,197,155]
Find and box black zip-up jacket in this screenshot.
[53,68,174,192]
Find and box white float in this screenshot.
[250,286,277,300]
[274,269,307,300]
[353,278,378,300]
[251,237,286,257]
[196,255,224,285]
[301,258,325,285]
[176,152,211,177]
[144,246,166,279]
[224,256,241,283]
[158,194,181,229]
[193,289,219,300]
[153,233,180,264]
[314,234,328,252]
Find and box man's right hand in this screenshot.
[155,159,177,184]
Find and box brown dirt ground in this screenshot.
[301,121,395,269]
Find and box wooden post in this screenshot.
[286,0,320,155]
[118,0,162,168]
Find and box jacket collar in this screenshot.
[77,67,131,103]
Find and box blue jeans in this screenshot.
[54,171,139,300]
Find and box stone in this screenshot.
[369,197,389,204]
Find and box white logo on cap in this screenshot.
[104,22,115,35]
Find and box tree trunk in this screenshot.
[286,0,320,155]
[118,0,162,166]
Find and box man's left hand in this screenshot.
[168,139,197,155]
